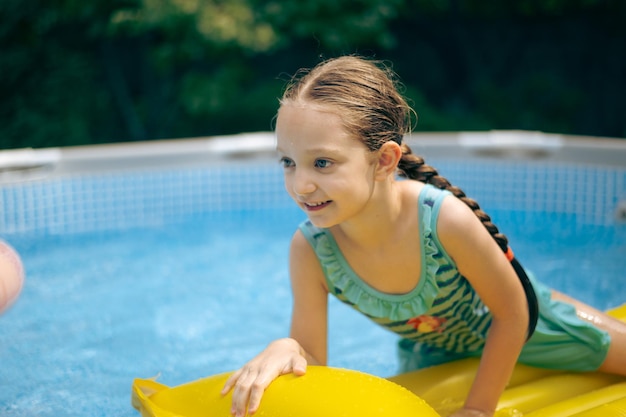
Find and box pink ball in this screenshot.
[0,240,24,313]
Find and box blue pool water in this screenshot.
[1,158,625,416]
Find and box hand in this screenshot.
[449,408,494,417]
[221,338,308,416]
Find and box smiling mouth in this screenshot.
[303,201,331,211]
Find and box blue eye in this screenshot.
[279,157,294,168]
[314,159,331,168]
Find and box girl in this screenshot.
[221,56,626,417]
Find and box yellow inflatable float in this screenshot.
[132,304,626,417]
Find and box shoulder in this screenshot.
[290,228,316,255]
[438,194,479,232]
[289,229,329,292]
[291,222,326,255]
[436,194,495,258]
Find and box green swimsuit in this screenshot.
[298,184,610,372]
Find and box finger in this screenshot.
[221,369,243,395]
[246,382,264,415]
[230,367,262,416]
[246,360,306,414]
[290,356,307,376]
[245,367,281,415]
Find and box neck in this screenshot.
[331,179,410,251]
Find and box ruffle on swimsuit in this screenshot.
[300,184,612,373]
[298,188,447,322]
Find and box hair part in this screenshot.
[280,55,414,151]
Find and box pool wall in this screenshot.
[1,131,625,236]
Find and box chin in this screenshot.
[306,215,336,229]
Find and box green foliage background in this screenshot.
[1,0,624,149]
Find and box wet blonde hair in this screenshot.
[280,55,509,252]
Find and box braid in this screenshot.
[397,144,509,253]
[279,55,537,339]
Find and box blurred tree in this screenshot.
[389,0,626,136]
[0,0,126,148]
[0,0,624,149]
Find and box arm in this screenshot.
[288,229,329,366]
[437,197,529,416]
[222,230,329,416]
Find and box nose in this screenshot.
[291,168,316,197]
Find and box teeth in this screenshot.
[306,201,327,207]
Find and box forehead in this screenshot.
[276,103,342,130]
[276,104,356,150]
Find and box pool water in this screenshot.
[1,206,625,417]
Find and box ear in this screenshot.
[374,141,402,181]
